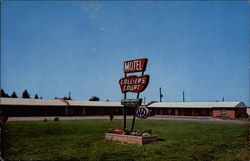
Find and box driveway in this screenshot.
[7,115,250,124]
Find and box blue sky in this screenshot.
[1,1,249,105]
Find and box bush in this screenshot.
[142,129,152,134]
[54,117,59,121]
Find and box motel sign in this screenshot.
[119,75,149,93]
[119,58,150,130]
[119,58,149,93]
[124,58,148,73]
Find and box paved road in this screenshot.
[7,115,250,124]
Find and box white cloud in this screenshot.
[80,2,103,19]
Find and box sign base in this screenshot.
[105,133,157,145]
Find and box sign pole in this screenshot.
[123,73,127,130]
[119,58,149,132]
[131,71,144,132]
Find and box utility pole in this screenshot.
[160,87,163,102]
[69,91,71,100]
[182,91,185,102]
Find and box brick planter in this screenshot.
[105,133,157,145]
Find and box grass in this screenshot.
[3,119,250,161]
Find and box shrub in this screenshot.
[142,129,152,134]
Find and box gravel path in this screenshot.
[7,115,250,124]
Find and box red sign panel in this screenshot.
[124,58,148,73]
[119,75,150,93]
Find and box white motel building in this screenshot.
[0,97,248,118]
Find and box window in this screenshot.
[221,109,227,115]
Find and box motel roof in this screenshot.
[0,97,246,108]
[0,97,67,106]
[147,101,246,108]
[67,100,122,107]
[0,98,122,107]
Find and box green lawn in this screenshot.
[3,119,250,161]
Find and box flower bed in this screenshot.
[105,133,157,145]
[105,129,157,145]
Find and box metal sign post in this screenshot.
[123,73,127,130]
[131,70,144,132]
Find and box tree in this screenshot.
[11,91,18,98]
[22,89,30,99]
[0,89,6,97]
[0,89,9,97]
[34,94,39,99]
[89,96,100,101]
[40,96,43,99]
[0,89,8,97]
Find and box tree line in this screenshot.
[0,88,101,101]
[0,89,42,99]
